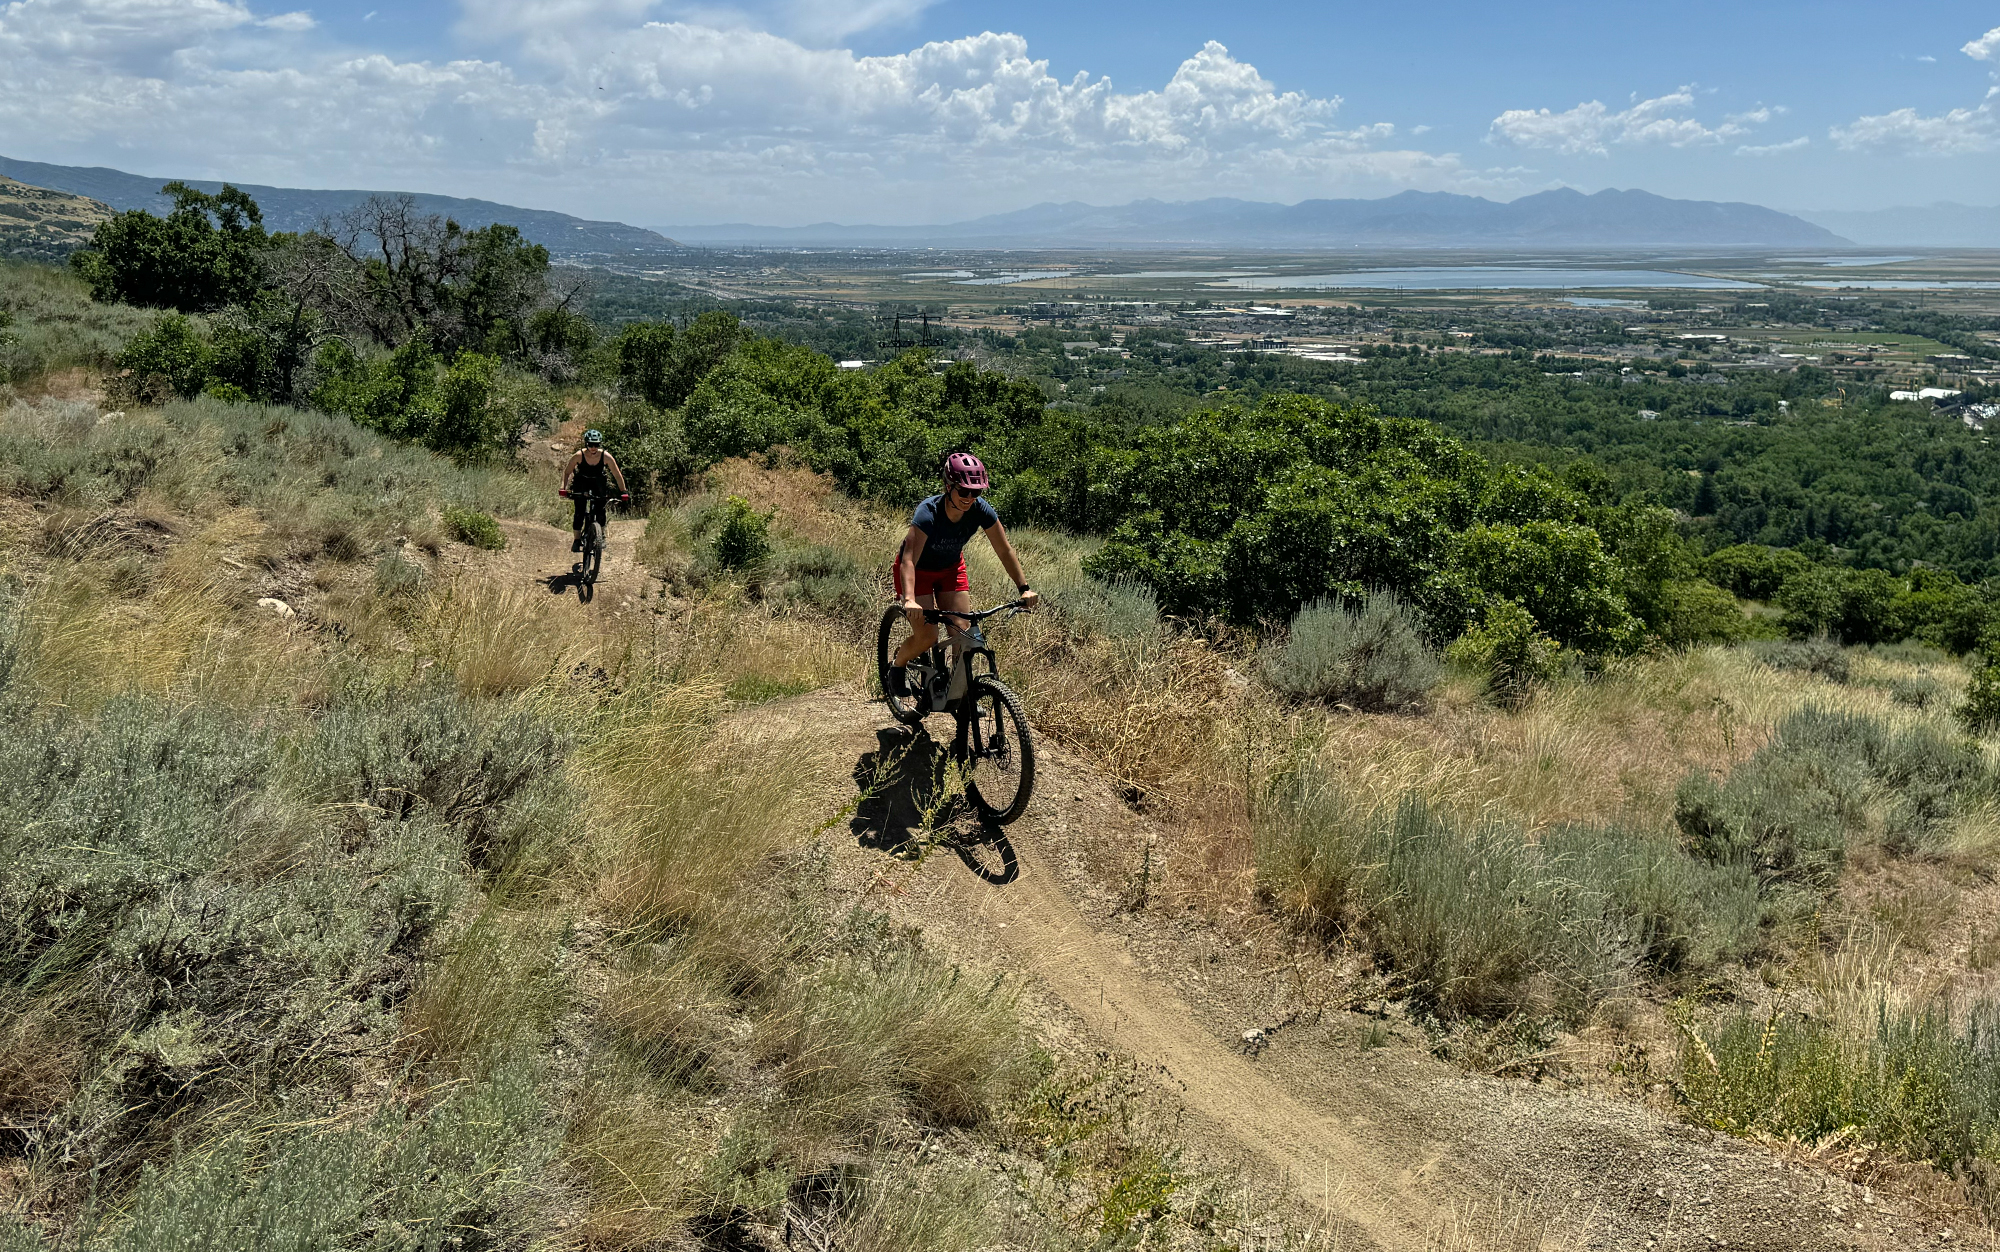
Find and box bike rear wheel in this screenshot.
[876,606,926,725]
[964,677,1034,825]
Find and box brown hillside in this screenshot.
[0,175,112,259]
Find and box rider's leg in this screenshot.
[571,495,587,551]
[932,587,975,660]
[893,591,939,669]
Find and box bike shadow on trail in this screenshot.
[850,725,1018,886]
[540,568,595,602]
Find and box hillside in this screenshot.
[668,187,1849,248]
[0,176,112,260]
[6,258,2000,1249]
[0,154,679,257]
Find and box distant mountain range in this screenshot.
[668,188,1848,248]
[0,156,1865,253]
[1790,203,2000,249]
[0,155,679,256]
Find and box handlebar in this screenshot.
[920,598,1031,625]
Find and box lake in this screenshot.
[1217,267,1762,291]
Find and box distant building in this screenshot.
[836,360,868,370]
[1637,409,1661,420]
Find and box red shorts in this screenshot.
[892,558,969,599]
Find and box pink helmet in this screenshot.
[944,451,989,491]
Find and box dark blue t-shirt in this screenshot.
[911,494,998,570]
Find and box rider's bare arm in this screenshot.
[560,451,580,491]
[897,526,928,611]
[984,520,1039,609]
[604,452,630,495]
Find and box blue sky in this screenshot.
[2,0,1996,226]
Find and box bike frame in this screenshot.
[908,603,1021,707]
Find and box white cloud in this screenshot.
[1963,24,2000,60]
[1487,86,1758,156]
[0,0,1528,222]
[1830,103,1997,155]
[1735,136,1808,156]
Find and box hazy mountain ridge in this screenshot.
[1791,203,2000,249]
[669,188,1848,248]
[0,156,679,256]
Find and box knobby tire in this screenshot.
[876,605,925,726]
[964,677,1034,825]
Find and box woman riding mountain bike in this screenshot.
[887,452,1038,698]
[558,429,631,553]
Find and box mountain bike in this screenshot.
[570,488,612,589]
[876,599,1036,825]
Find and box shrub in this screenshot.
[1676,706,1996,910]
[1964,659,2000,735]
[1446,599,1561,706]
[767,543,871,624]
[1261,593,1440,711]
[0,696,482,1179]
[1255,765,1761,1021]
[111,312,214,403]
[419,350,512,460]
[604,399,704,505]
[1049,571,1164,652]
[1679,1000,2000,1175]
[443,504,506,551]
[1886,673,1947,711]
[1452,520,1641,654]
[710,494,773,571]
[1776,566,1904,644]
[1656,578,1748,648]
[1749,635,1851,684]
[1704,544,1812,601]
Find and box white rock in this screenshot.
[256,597,296,618]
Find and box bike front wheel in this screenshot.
[876,606,926,725]
[964,677,1034,825]
[583,521,604,584]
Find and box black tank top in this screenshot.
[573,452,610,494]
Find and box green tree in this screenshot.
[71,182,270,312]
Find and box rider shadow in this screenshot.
[851,725,1018,886]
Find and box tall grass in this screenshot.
[0,394,540,544]
[0,261,154,387]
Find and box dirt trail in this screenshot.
[765,686,1948,1252]
[481,511,645,613]
[949,815,1432,1249]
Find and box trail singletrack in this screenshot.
[488,512,644,612]
[759,685,1941,1252]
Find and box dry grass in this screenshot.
[5,509,323,710]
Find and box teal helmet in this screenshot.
[583,429,604,447]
